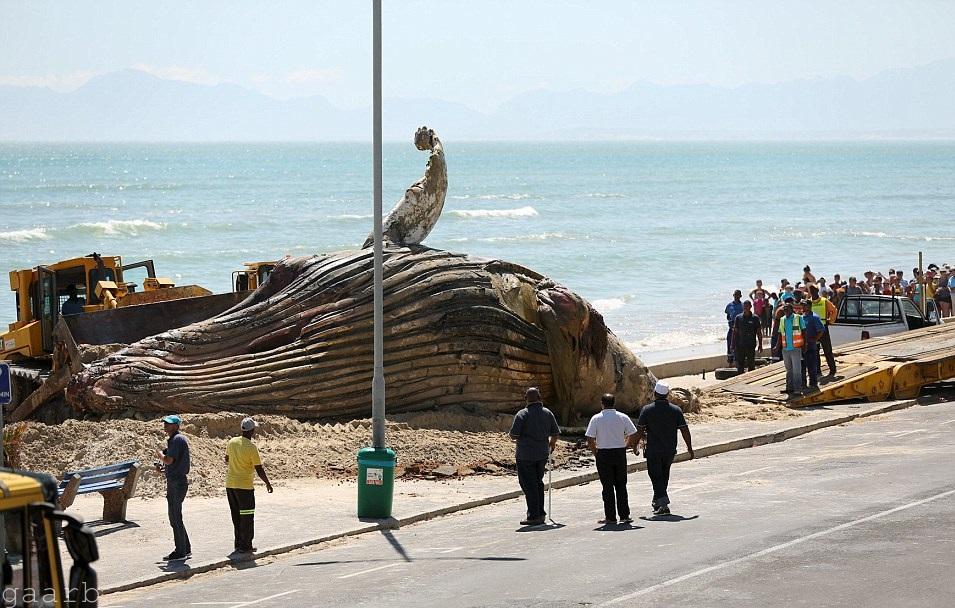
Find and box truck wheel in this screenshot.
[714,367,739,380]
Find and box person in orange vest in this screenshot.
[778,301,806,395]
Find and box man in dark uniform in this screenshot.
[733,300,763,373]
[509,387,560,526]
[633,381,694,516]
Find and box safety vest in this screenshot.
[779,314,804,348]
[812,298,829,325]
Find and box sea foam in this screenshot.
[68,219,167,236]
[0,227,51,242]
[450,206,539,219]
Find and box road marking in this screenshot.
[600,488,955,606]
[191,590,300,608]
[338,563,405,579]
[731,466,772,477]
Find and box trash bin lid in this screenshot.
[357,447,397,467]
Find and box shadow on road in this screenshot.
[85,519,141,538]
[381,529,412,562]
[638,514,699,523]
[593,522,643,532]
[515,522,566,532]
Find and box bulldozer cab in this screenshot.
[233,261,277,292]
[1,254,166,360]
[1,469,99,607]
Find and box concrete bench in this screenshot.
[57,459,141,522]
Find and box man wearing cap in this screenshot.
[633,381,693,516]
[225,417,274,555]
[724,290,744,366]
[585,394,638,525]
[156,415,191,561]
[771,292,795,358]
[509,387,560,526]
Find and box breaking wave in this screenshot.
[450,194,533,201]
[444,232,570,244]
[591,297,628,312]
[68,219,167,236]
[326,213,373,221]
[450,206,539,219]
[0,227,51,243]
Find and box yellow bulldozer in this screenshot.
[2,253,213,361]
[1,253,247,421]
[1,468,100,607]
[232,261,278,293]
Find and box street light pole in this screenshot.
[356,0,395,520]
[371,0,385,449]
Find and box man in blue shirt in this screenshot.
[724,290,744,365]
[800,301,827,389]
[156,414,192,560]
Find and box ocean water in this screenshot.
[2,142,954,359]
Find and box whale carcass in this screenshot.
[67,129,655,422]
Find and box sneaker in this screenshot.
[163,552,186,561]
[653,506,670,516]
[597,518,617,525]
[620,516,633,524]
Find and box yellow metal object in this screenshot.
[0,470,46,510]
[94,280,119,299]
[119,284,212,307]
[2,253,214,360]
[143,276,175,291]
[714,322,955,407]
[234,261,278,292]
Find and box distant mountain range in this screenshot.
[2,59,954,141]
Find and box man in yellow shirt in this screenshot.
[225,417,273,555]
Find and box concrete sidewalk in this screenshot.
[64,398,922,594]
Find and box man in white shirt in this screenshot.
[586,393,638,524]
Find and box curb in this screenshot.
[101,397,920,595]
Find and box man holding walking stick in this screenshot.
[509,387,560,526]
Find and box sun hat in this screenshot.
[162,414,182,425]
[240,417,259,432]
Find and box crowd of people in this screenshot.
[724,262,954,392]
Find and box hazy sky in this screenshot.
[3,1,955,111]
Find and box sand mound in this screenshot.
[17,411,566,499]
[685,389,802,423]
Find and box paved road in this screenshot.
[103,400,955,608]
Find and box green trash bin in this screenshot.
[357,447,396,518]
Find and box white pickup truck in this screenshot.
[828,294,940,347]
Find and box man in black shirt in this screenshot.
[509,387,560,526]
[733,300,763,373]
[633,381,694,516]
